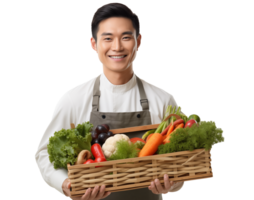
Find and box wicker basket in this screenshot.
[67,124,213,197]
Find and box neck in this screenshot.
[103,66,134,85]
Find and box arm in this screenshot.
[35,93,74,194]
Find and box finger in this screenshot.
[81,188,91,200]
[96,185,105,199]
[98,185,111,199]
[101,191,111,199]
[164,174,171,189]
[154,179,165,193]
[163,174,171,191]
[150,181,159,194]
[90,186,99,199]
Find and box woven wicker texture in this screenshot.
[68,148,212,197]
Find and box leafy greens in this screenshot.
[157,121,224,154]
[107,140,139,161]
[47,122,93,169]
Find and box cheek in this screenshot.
[129,45,137,59]
[97,45,109,60]
[100,42,109,51]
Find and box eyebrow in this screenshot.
[101,31,134,36]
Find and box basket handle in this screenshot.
[181,149,206,165]
[70,123,75,129]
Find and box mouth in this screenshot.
[108,55,127,61]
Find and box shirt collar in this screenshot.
[100,73,137,93]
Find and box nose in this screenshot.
[111,38,123,51]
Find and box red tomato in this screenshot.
[184,119,197,128]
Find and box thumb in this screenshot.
[67,181,71,189]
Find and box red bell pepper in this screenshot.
[94,157,107,162]
[83,158,105,168]
[94,157,107,167]
[83,159,95,164]
[91,143,106,159]
[84,144,107,167]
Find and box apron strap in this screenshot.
[91,75,149,111]
[92,75,101,112]
[136,76,149,111]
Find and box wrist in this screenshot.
[62,178,70,197]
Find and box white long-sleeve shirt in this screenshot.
[35,73,180,194]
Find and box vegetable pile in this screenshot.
[47,106,224,168]
[47,122,93,169]
[139,105,224,157]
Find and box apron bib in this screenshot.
[89,75,162,200]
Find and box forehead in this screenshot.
[97,17,136,36]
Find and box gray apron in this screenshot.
[89,75,162,200]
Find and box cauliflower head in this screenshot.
[102,134,130,158]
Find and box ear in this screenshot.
[137,34,141,51]
[91,37,97,52]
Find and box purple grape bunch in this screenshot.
[91,124,114,146]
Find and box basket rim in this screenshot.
[67,148,209,170]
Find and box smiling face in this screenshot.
[91,17,141,73]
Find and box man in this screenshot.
[35,3,184,200]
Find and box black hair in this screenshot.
[91,3,140,43]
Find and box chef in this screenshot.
[35,3,184,200]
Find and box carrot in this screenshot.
[163,134,172,144]
[166,124,175,137]
[155,114,182,134]
[165,122,184,137]
[146,133,154,142]
[162,134,167,141]
[172,119,184,127]
[175,123,184,129]
[163,123,184,144]
[138,133,164,157]
[130,138,146,144]
[160,123,172,136]
[161,119,184,136]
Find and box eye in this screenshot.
[123,37,130,40]
[104,38,111,41]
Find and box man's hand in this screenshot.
[148,174,183,194]
[62,178,111,200]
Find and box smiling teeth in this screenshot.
[110,56,125,58]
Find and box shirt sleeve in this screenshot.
[163,94,178,119]
[169,181,184,192]
[35,93,74,195]
[169,95,178,109]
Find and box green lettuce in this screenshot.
[47,122,93,169]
